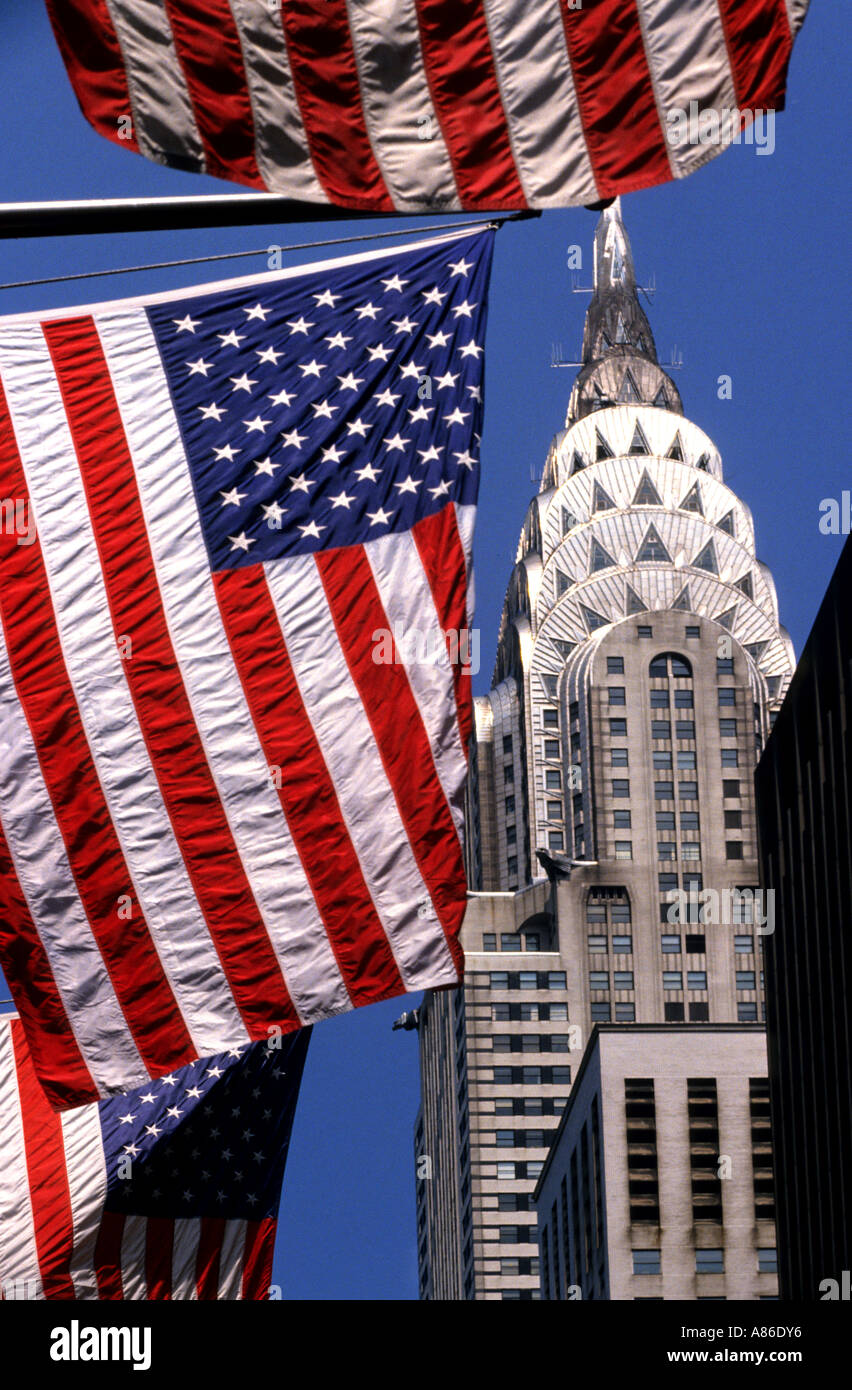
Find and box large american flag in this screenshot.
[0,228,491,1110]
[45,0,809,211]
[0,1014,309,1301]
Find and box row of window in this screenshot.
[632,1248,776,1276]
[480,935,545,954]
[492,1067,572,1086]
[493,1034,573,1053]
[493,1130,554,1149]
[486,970,567,989]
[492,1002,568,1021]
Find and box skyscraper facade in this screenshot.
[415,203,795,1300]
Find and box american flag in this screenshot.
[0,1013,309,1300]
[45,0,809,211]
[0,228,491,1109]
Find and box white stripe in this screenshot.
[0,1021,42,1299]
[455,502,476,630]
[104,0,207,172]
[267,554,457,991]
[171,1217,201,1300]
[365,528,466,841]
[0,617,144,1092]
[60,1104,108,1300]
[482,0,599,205]
[97,310,349,1025]
[637,0,736,178]
[217,1219,246,1300]
[226,0,329,202]
[119,1213,149,1299]
[0,328,242,1059]
[345,0,461,212]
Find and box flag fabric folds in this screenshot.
[0,1014,310,1300]
[45,0,809,211]
[0,228,490,1109]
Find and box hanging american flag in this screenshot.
[0,227,490,1109]
[0,1013,309,1300]
[45,0,809,211]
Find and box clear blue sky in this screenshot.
[0,4,848,1299]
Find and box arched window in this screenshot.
[649,653,693,679]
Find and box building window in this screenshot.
[614,810,632,829]
[504,764,514,784]
[651,720,671,740]
[717,658,734,675]
[505,795,516,815]
[548,971,567,989]
[663,972,683,990]
[676,721,696,740]
[502,734,513,753]
[679,780,698,799]
[637,625,653,638]
[492,1004,510,1021]
[607,656,625,674]
[757,1249,778,1274]
[501,934,521,951]
[612,935,633,953]
[591,1003,611,1022]
[650,689,670,708]
[656,811,675,831]
[726,841,744,860]
[609,718,628,736]
[658,873,678,891]
[677,751,696,769]
[611,748,629,766]
[615,1003,636,1021]
[590,971,609,990]
[614,841,632,860]
[517,971,536,989]
[497,1163,516,1180]
[490,971,509,988]
[614,971,634,990]
[612,779,630,798]
[718,688,736,706]
[548,831,565,851]
[685,934,706,953]
[661,935,681,954]
[696,1249,724,1274]
[723,780,741,798]
[738,1002,758,1021]
[674,690,694,708]
[653,751,673,770]
[655,781,674,800]
[658,842,676,860]
[719,719,738,738]
[608,687,626,705]
[734,935,754,954]
[736,971,756,990]
[689,1002,710,1020]
[687,971,707,990]
[546,770,562,790]
[665,1002,685,1020]
[725,810,742,828]
[632,1249,661,1276]
[681,811,700,831]
[483,933,497,951]
[543,708,560,729]
[588,935,607,952]
[721,748,739,767]
[496,1130,515,1147]
[506,826,517,844]
[681,843,701,860]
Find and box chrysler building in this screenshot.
[414,201,794,1300]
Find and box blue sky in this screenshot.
[0,4,848,1299]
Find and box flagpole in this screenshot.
[0,194,538,241]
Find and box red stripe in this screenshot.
[0,821,97,1108]
[93,1210,125,1300]
[413,0,526,209]
[196,1216,225,1300]
[10,1020,76,1299]
[145,1217,174,1300]
[412,505,474,753]
[44,317,298,1040]
[559,0,671,198]
[45,0,139,152]
[716,0,794,111]
[241,1218,276,1300]
[0,378,192,1078]
[277,0,393,209]
[317,548,465,976]
[215,566,404,1007]
[161,0,264,187]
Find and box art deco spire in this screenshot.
[568,198,681,424]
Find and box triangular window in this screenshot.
[679,482,704,516]
[592,480,616,512]
[590,539,616,574]
[633,469,662,505]
[717,510,735,536]
[637,334,648,353]
[696,452,710,472]
[619,372,641,405]
[735,572,754,599]
[556,569,571,596]
[571,451,586,473]
[666,432,684,461]
[553,639,575,660]
[746,641,768,663]
[615,313,629,344]
[692,540,718,575]
[653,385,669,408]
[636,524,672,564]
[625,584,648,615]
[628,421,650,455]
[671,585,692,612]
[595,429,614,461]
[542,674,559,700]
[581,604,609,633]
[562,506,580,534]
[766,676,781,700]
[714,605,737,631]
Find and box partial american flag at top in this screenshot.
[45,0,809,211]
[0,227,493,1110]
